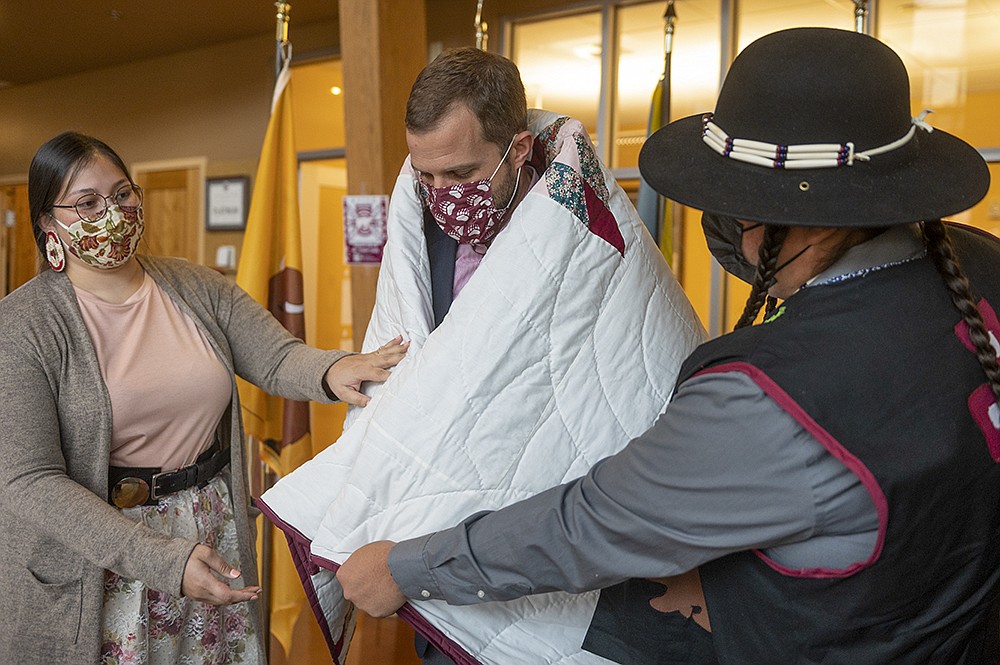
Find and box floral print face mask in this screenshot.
[50,203,144,269]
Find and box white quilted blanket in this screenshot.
[258,110,705,664]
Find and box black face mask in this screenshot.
[701,213,759,284]
[701,213,809,286]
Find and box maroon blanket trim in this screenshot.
[310,552,483,665]
[255,498,346,662]
[694,362,889,579]
[257,502,483,665]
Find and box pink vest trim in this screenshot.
[952,298,1000,461]
[694,362,889,579]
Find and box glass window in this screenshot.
[512,11,603,140]
[613,1,722,169]
[505,0,1000,332]
[736,0,859,46]
[880,0,1000,236]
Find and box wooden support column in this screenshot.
[339,0,428,349]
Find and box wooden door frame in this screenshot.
[0,178,28,297]
[0,176,32,297]
[131,157,207,265]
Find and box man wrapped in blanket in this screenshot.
[259,47,705,664]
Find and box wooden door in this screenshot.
[1,183,36,297]
[0,193,7,296]
[133,164,204,265]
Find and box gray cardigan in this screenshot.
[0,255,348,664]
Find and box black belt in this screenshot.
[108,440,228,509]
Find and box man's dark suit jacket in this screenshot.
[416,211,457,664]
[424,210,457,329]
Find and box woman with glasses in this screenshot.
[0,131,407,665]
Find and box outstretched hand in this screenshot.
[325,335,409,406]
[337,540,407,618]
[181,543,261,605]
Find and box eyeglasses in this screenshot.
[51,184,143,223]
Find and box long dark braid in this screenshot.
[921,220,1000,404]
[763,296,780,321]
[735,225,788,329]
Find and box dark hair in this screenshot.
[735,220,1000,413]
[28,131,133,262]
[921,220,1000,405]
[735,226,884,329]
[735,225,788,329]
[405,47,528,152]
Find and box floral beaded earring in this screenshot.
[45,230,66,272]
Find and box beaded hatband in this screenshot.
[702,110,934,169]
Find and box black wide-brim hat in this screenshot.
[639,27,990,227]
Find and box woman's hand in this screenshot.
[181,544,261,605]
[324,335,409,406]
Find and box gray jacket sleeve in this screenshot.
[388,371,875,605]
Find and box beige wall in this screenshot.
[0,21,338,179]
[0,1,566,181]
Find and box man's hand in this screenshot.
[325,336,409,406]
[181,544,261,605]
[337,540,407,617]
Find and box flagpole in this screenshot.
[275,1,291,76]
[659,0,675,130]
[474,0,488,50]
[634,1,677,257]
[657,1,683,272]
[256,4,292,656]
[852,0,870,34]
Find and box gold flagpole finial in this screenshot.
[275,2,291,43]
[274,2,292,75]
[475,0,488,50]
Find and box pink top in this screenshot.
[74,272,232,470]
[452,244,485,297]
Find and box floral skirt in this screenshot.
[101,471,261,665]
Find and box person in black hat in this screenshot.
[334,27,1000,663]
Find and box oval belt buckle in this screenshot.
[112,477,150,509]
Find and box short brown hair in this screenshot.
[406,48,528,152]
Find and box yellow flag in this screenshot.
[650,80,674,264]
[236,60,311,476]
[235,59,314,657]
[636,78,676,267]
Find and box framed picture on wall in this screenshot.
[205,176,249,230]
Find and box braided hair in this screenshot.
[735,225,788,329]
[921,220,1000,405]
[763,296,781,322]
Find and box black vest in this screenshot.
[586,225,1000,664]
